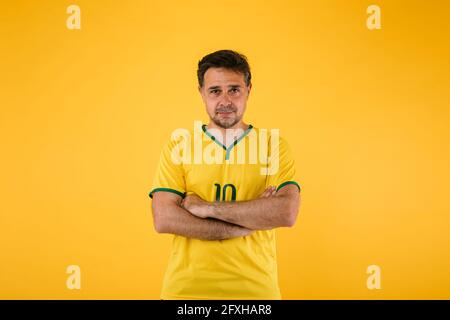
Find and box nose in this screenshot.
[219,92,232,107]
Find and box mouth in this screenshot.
[216,110,235,117]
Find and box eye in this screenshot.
[230,88,240,93]
[210,89,220,95]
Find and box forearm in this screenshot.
[210,194,298,230]
[153,202,252,241]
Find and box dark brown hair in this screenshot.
[197,50,252,88]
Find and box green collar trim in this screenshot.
[202,124,254,160]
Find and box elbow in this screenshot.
[285,192,301,227]
[282,203,300,228]
[283,212,297,228]
[152,206,168,234]
[153,218,167,233]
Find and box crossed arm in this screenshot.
[151,185,301,241]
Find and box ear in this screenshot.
[247,83,252,95]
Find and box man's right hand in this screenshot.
[259,186,277,198]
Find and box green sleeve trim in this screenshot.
[149,188,186,199]
[276,181,301,192]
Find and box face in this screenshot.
[199,67,252,129]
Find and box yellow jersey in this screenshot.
[149,122,301,299]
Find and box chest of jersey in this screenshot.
[185,161,267,202]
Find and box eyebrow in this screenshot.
[207,84,242,90]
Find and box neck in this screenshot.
[205,121,250,146]
[206,121,249,134]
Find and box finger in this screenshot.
[265,186,276,197]
[271,186,277,196]
[261,187,275,198]
[259,188,270,198]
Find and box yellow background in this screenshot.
[1,0,449,299]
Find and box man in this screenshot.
[149,49,301,299]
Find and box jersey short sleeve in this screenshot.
[149,137,186,199]
[266,135,301,193]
